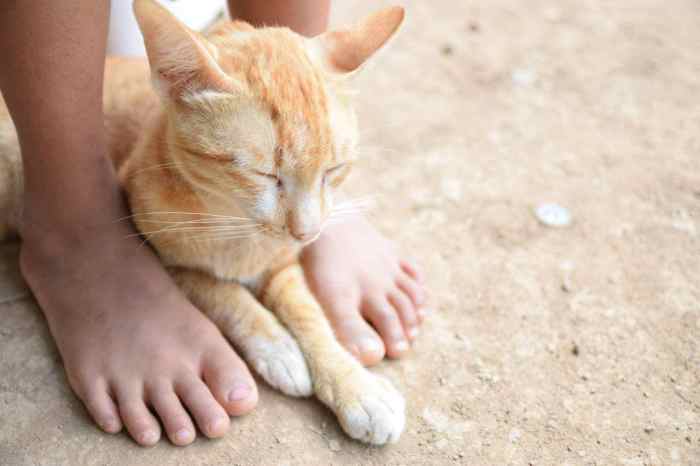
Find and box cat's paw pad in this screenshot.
[336,374,405,445]
[247,335,313,397]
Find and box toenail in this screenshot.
[101,418,119,433]
[395,340,409,352]
[359,337,383,354]
[207,417,228,435]
[408,327,419,338]
[228,384,252,402]
[139,430,158,445]
[174,428,192,444]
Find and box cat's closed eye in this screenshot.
[254,170,283,188]
[324,163,345,178]
[324,163,350,186]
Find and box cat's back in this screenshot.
[103,57,159,170]
[0,94,21,239]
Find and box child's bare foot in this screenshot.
[301,217,427,366]
[20,214,258,447]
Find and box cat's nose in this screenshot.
[291,228,321,243]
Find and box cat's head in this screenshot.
[133,0,403,243]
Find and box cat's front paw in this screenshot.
[334,372,405,445]
[246,334,313,397]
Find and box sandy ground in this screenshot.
[1,1,699,465]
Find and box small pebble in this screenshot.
[509,428,522,443]
[561,278,573,293]
[535,203,572,227]
[571,343,580,356]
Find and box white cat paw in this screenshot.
[335,373,405,445]
[245,335,313,397]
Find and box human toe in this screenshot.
[81,380,122,434]
[116,389,162,446]
[201,348,258,417]
[362,297,410,359]
[388,291,420,341]
[148,384,196,446]
[176,377,231,438]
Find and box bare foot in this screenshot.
[20,214,258,446]
[301,217,427,366]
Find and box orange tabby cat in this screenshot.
[0,0,406,444]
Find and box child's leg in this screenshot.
[228,0,330,37]
[0,0,257,446]
[228,0,428,366]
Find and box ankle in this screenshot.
[21,149,127,236]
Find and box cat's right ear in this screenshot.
[133,0,232,98]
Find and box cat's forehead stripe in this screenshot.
[216,29,334,178]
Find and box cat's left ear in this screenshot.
[133,0,233,98]
[308,6,405,76]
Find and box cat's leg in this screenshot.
[263,263,405,445]
[172,268,312,397]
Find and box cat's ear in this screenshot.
[309,6,405,76]
[133,0,231,98]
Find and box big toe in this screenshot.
[202,347,258,417]
[326,302,386,366]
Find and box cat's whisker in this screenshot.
[123,161,182,180]
[135,218,257,225]
[333,195,375,206]
[186,228,266,242]
[138,227,265,247]
[115,211,255,224]
[131,211,252,219]
[329,212,369,220]
[353,147,400,157]
[132,224,263,239]
[330,200,374,216]
[332,200,374,210]
[329,212,367,220]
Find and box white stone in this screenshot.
[535,203,572,227]
[508,428,521,443]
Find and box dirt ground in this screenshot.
[1,1,699,465]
